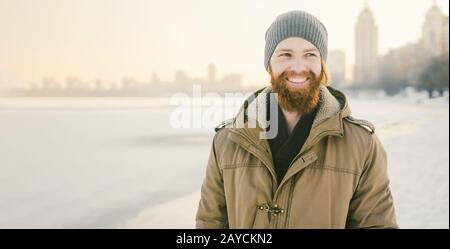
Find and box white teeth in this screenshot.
[287,77,308,84]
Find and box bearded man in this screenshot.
[196,10,398,229]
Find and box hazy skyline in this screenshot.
[1,0,449,88]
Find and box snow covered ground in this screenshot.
[0,91,448,228]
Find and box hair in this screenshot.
[268,59,330,85]
[319,60,329,85]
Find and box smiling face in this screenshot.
[269,37,323,114]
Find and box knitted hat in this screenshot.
[264,10,328,71]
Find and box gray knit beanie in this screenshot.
[264,10,328,71]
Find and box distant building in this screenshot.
[421,1,449,59]
[16,64,244,96]
[354,5,379,86]
[66,77,84,90]
[219,74,243,91]
[173,70,191,92]
[43,77,61,90]
[375,2,449,88]
[121,76,139,90]
[376,43,423,87]
[327,50,346,88]
[174,70,188,85]
[207,63,217,84]
[94,79,105,91]
[151,72,160,84]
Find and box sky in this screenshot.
[0,0,449,88]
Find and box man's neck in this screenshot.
[280,108,301,135]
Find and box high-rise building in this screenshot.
[421,1,449,59]
[374,1,449,89]
[354,5,379,86]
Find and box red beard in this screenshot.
[270,70,321,114]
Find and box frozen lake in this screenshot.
[0,92,448,228]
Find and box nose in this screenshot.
[288,59,307,74]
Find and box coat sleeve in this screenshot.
[346,134,399,229]
[195,133,229,228]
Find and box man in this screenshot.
[196,10,398,228]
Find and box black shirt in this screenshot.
[267,95,319,184]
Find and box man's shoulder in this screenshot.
[342,117,385,171]
[212,119,235,148]
[214,118,235,132]
[343,116,376,135]
[341,116,380,152]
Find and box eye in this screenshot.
[278,53,292,57]
[305,53,317,57]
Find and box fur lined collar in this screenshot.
[232,85,345,136]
